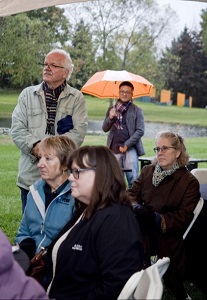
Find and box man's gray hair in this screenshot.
[48,49,74,80]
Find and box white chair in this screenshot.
[133,264,163,300]
[118,257,170,300]
[117,269,144,299]
[188,165,206,240]
[191,168,207,199]
[191,168,207,184]
[153,256,170,278]
[183,197,204,239]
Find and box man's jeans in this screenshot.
[114,148,139,188]
[20,187,29,214]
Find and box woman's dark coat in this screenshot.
[128,164,200,296]
[47,202,143,300]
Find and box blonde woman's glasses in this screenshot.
[153,146,176,153]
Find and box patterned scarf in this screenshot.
[43,81,66,135]
[115,100,132,129]
[152,162,180,187]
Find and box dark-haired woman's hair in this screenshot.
[67,145,130,218]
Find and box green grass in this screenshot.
[0,141,22,242]
[136,102,207,126]
[1,92,207,126]
[85,95,207,126]
[0,92,21,118]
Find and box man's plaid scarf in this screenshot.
[115,100,132,129]
[43,81,66,135]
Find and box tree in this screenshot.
[26,7,71,45]
[200,8,207,53]
[0,7,71,88]
[68,19,97,89]
[0,14,49,87]
[0,0,180,92]
[65,0,177,86]
[159,28,207,107]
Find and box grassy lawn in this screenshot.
[0,92,21,118]
[87,96,207,127]
[1,92,207,126]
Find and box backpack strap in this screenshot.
[29,185,45,220]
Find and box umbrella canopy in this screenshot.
[0,0,204,17]
[81,70,154,99]
[0,0,90,17]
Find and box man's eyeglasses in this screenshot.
[70,168,96,179]
[153,146,176,153]
[119,90,132,95]
[39,63,66,69]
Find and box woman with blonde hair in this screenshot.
[15,135,77,259]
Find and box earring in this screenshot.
[63,169,68,174]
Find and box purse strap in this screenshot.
[29,185,45,220]
[47,212,85,294]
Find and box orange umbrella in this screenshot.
[81,70,154,99]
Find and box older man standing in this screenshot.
[11,49,88,213]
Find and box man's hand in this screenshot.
[109,107,117,120]
[119,145,128,153]
[31,141,40,157]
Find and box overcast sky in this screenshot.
[157,0,207,35]
[155,0,207,49]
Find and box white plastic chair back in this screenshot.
[118,257,170,300]
[191,168,207,184]
[183,197,204,239]
[117,270,144,299]
[153,256,170,278]
[133,265,163,300]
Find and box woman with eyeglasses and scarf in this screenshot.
[43,145,143,300]
[127,130,200,300]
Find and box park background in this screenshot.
[1,0,207,108]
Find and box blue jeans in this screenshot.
[114,148,139,188]
[20,187,29,214]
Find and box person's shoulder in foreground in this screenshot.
[0,229,48,300]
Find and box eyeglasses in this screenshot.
[153,146,176,153]
[119,90,132,95]
[70,168,96,179]
[39,63,65,69]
